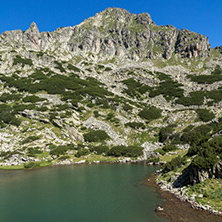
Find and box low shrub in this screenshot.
[36,106,48,112]
[0,93,22,102]
[192,155,219,170]
[147,156,160,164]
[23,95,46,103]
[97,65,105,69]
[86,68,92,72]
[67,64,80,72]
[122,78,142,97]
[180,125,211,145]
[0,103,22,127]
[188,74,222,84]
[56,104,70,111]
[125,122,146,129]
[175,91,205,106]
[196,109,215,122]
[106,113,115,121]
[81,126,87,131]
[139,106,162,121]
[11,117,21,126]
[0,151,21,159]
[24,161,40,169]
[190,136,222,169]
[13,55,33,67]
[30,70,47,80]
[212,65,222,75]
[162,155,187,173]
[163,144,177,152]
[87,102,94,108]
[155,71,170,81]
[105,67,112,71]
[49,145,69,157]
[107,145,143,157]
[95,99,110,109]
[93,110,100,118]
[122,104,133,112]
[149,79,184,101]
[21,136,41,144]
[187,145,200,157]
[205,89,222,103]
[176,89,222,106]
[187,65,222,84]
[27,147,43,157]
[89,145,109,155]
[0,73,113,106]
[36,51,44,57]
[83,130,110,142]
[75,148,90,157]
[159,124,176,143]
[54,61,66,72]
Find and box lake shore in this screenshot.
[2,158,222,222]
[0,157,144,170]
[146,172,222,222]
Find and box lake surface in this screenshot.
[0,163,169,222]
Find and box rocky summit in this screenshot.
[1,7,211,61]
[1,7,222,208]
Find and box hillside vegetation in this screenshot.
[1,7,222,213]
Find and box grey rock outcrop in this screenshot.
[66,126,84,142]
[190,161,222,184]
[24,22,42,50]
[215,46,222,54]
[0,8,211,61]
[141,142,163,159]
[19,109,50,123]
[175,29,211,58]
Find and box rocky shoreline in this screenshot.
[54,156,143,166]
[156,178,222,216]
[0,155,146,170]
[146,172,222,222]
[155,171,222,218]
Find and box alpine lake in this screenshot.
[0,162,170,222]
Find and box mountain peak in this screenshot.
[28,22,40,34]
[0,8,211,60]
[25,22,41,37]
[100,7,130,15]
[97,7,152,22]
[30,21,38,28]
[23,21,41,49]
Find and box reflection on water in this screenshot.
[0,163,169,222]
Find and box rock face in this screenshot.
[141,142,163,159]
[0,7,211,61]
[190,161,222,184]
[24,22,42,50]
[175,29,210,58]
[215,46,222,54]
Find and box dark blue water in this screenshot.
[0,163,169,222]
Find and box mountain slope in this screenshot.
[1,9,222,213]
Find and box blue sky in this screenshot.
[1,0,221,47]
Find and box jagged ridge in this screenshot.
[0,7,210,61]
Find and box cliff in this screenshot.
[0,8,211,61]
